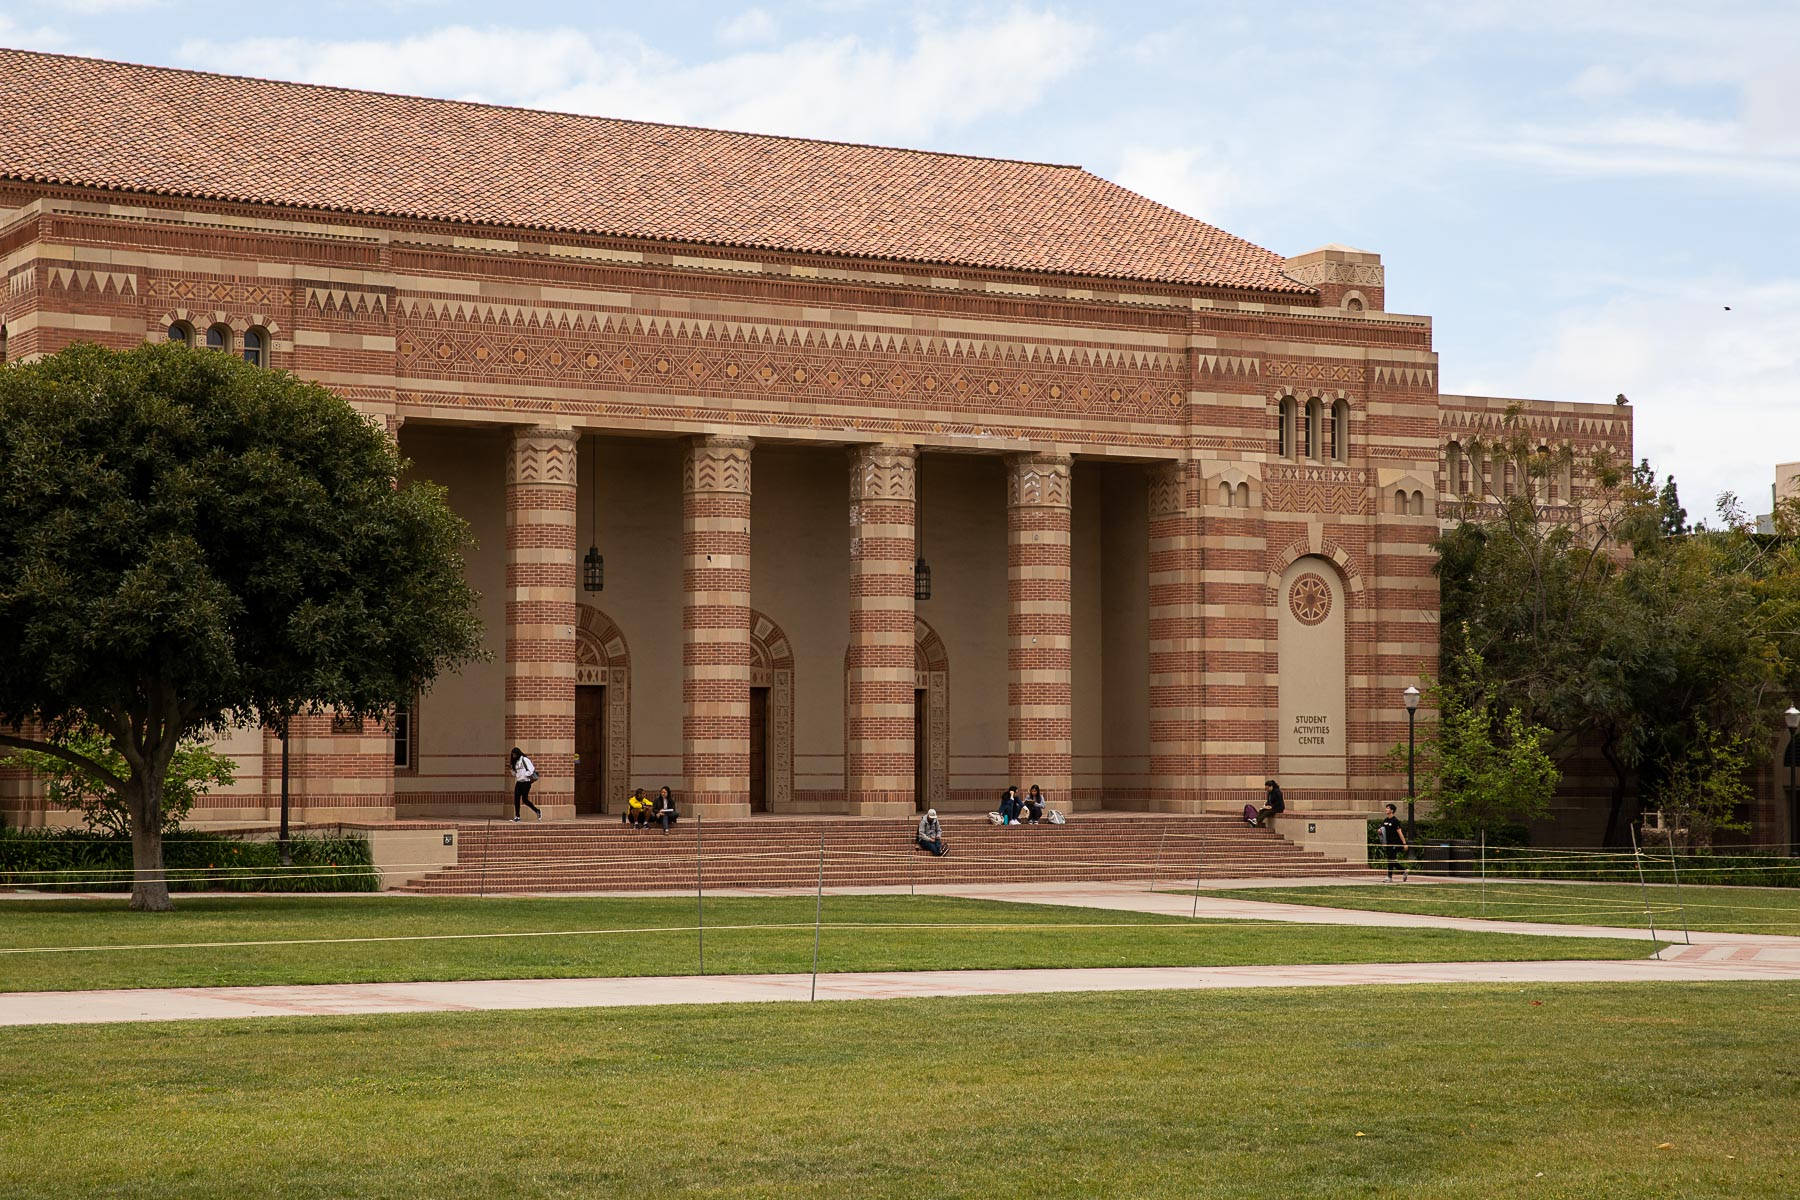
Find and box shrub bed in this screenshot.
[0,829,378,892]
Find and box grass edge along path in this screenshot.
[1,982,1794,1199]
[0,894,1658,993]
[1191,880,1800,936]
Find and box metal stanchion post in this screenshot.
[1669,833,1691,946]
[479,816,491,899]
[1629,825,1658,945]
[1479,829,1486,918]
[1190,832,1205,920]
[811,835,825,1002]
[1149,825,1168,895]
[695,811,705,976]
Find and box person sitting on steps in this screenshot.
[653,785,678,835]
[626,789,655,829]
[1255,779,1285,828]
[916,808,947,856]
[1023,784,1047,824]
[998,786,1023,825]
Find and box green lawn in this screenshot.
[0,894,1655,992]
[1197,881,1800,935]
[2,983,1794,1198]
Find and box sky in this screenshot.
[3,0,1795,515]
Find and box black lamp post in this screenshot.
[583,436,603,592]
[1785,705,1799,856]
[1403,685,1421,835]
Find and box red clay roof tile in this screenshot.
[0,48,1307,293]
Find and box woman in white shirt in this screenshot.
[507,746,542,822]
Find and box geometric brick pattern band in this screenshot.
[505,425,580,816]
[682,435,754,817]
[845,444,917,815]
[1005,452,1074,809]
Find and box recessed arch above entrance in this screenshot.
[575,604,630,815]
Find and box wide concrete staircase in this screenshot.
[397,813,1358,895]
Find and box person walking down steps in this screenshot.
[508,747,542,822]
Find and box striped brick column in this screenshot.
[846,444,917,816]
[683,435,754,818]
[1006,453,1074,807]
[505,425,579,818]
[1147,461,1206,812]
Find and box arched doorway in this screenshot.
[1275,556,1346,791]
[748,610,795,813]
[575,605,631,815]
[915,617,950,812]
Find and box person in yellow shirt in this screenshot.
[624,788,653,829]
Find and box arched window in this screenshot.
[1303,398,1321,459]
[242,327,267,368]
[206,323,231,351]
[1411,490,1424,516]
[1278,397,1296,459]
[168,321,193,346]
[1559,453,1574,501]
[1221,482,1235,508]
[1393,488,1408,514]
[1235,482,1249,508]
[1447,442,1464,495]
[1502,462,1516,497]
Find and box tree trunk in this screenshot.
[127,772,173,912]
[1599,734,1635,850]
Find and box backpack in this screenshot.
[1047,809,1067,825]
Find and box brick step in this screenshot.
[395,815,1360,894]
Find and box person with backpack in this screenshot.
[1023,784,1047,824]
[508,747,542,822]
[1256,779,1285,828]
[998,786,1023,825]
[1377,803,1409,882]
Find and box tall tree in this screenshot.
[0,342,484,909]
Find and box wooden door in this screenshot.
[575,685,605,815]
[749,686,769,813]
[914,689,928,811]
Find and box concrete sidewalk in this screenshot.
[4,953,1795,1027]
[6,880,1797,1027]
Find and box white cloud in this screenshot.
[178,8,1097,144]
[1468,278,1800,515]
[0,13,78,52]
[1112,145,1246,226]
[717,7,778,47]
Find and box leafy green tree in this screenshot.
[1646,719,1754,850]
[0,342,484,910]
[4,728,235,836]
[1657,474,1688,538]
[1386,644,1560,837]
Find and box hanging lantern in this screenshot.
[584,545,605,592]
[914,555,932,602]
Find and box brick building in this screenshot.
[0,50,1633,828]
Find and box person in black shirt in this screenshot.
[1377,803,1409,882]
[1257,779,1285,827]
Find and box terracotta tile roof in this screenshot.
[0,48,1307,294]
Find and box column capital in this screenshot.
[848,444,917,503]
[1148,460,1194,516]
[1005,452,1073,509]
[683,435,753,495]
[506,425,579,487]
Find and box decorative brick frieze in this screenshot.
[683,435,754,817]
[506,425,579,817]
[845,444,917,815]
